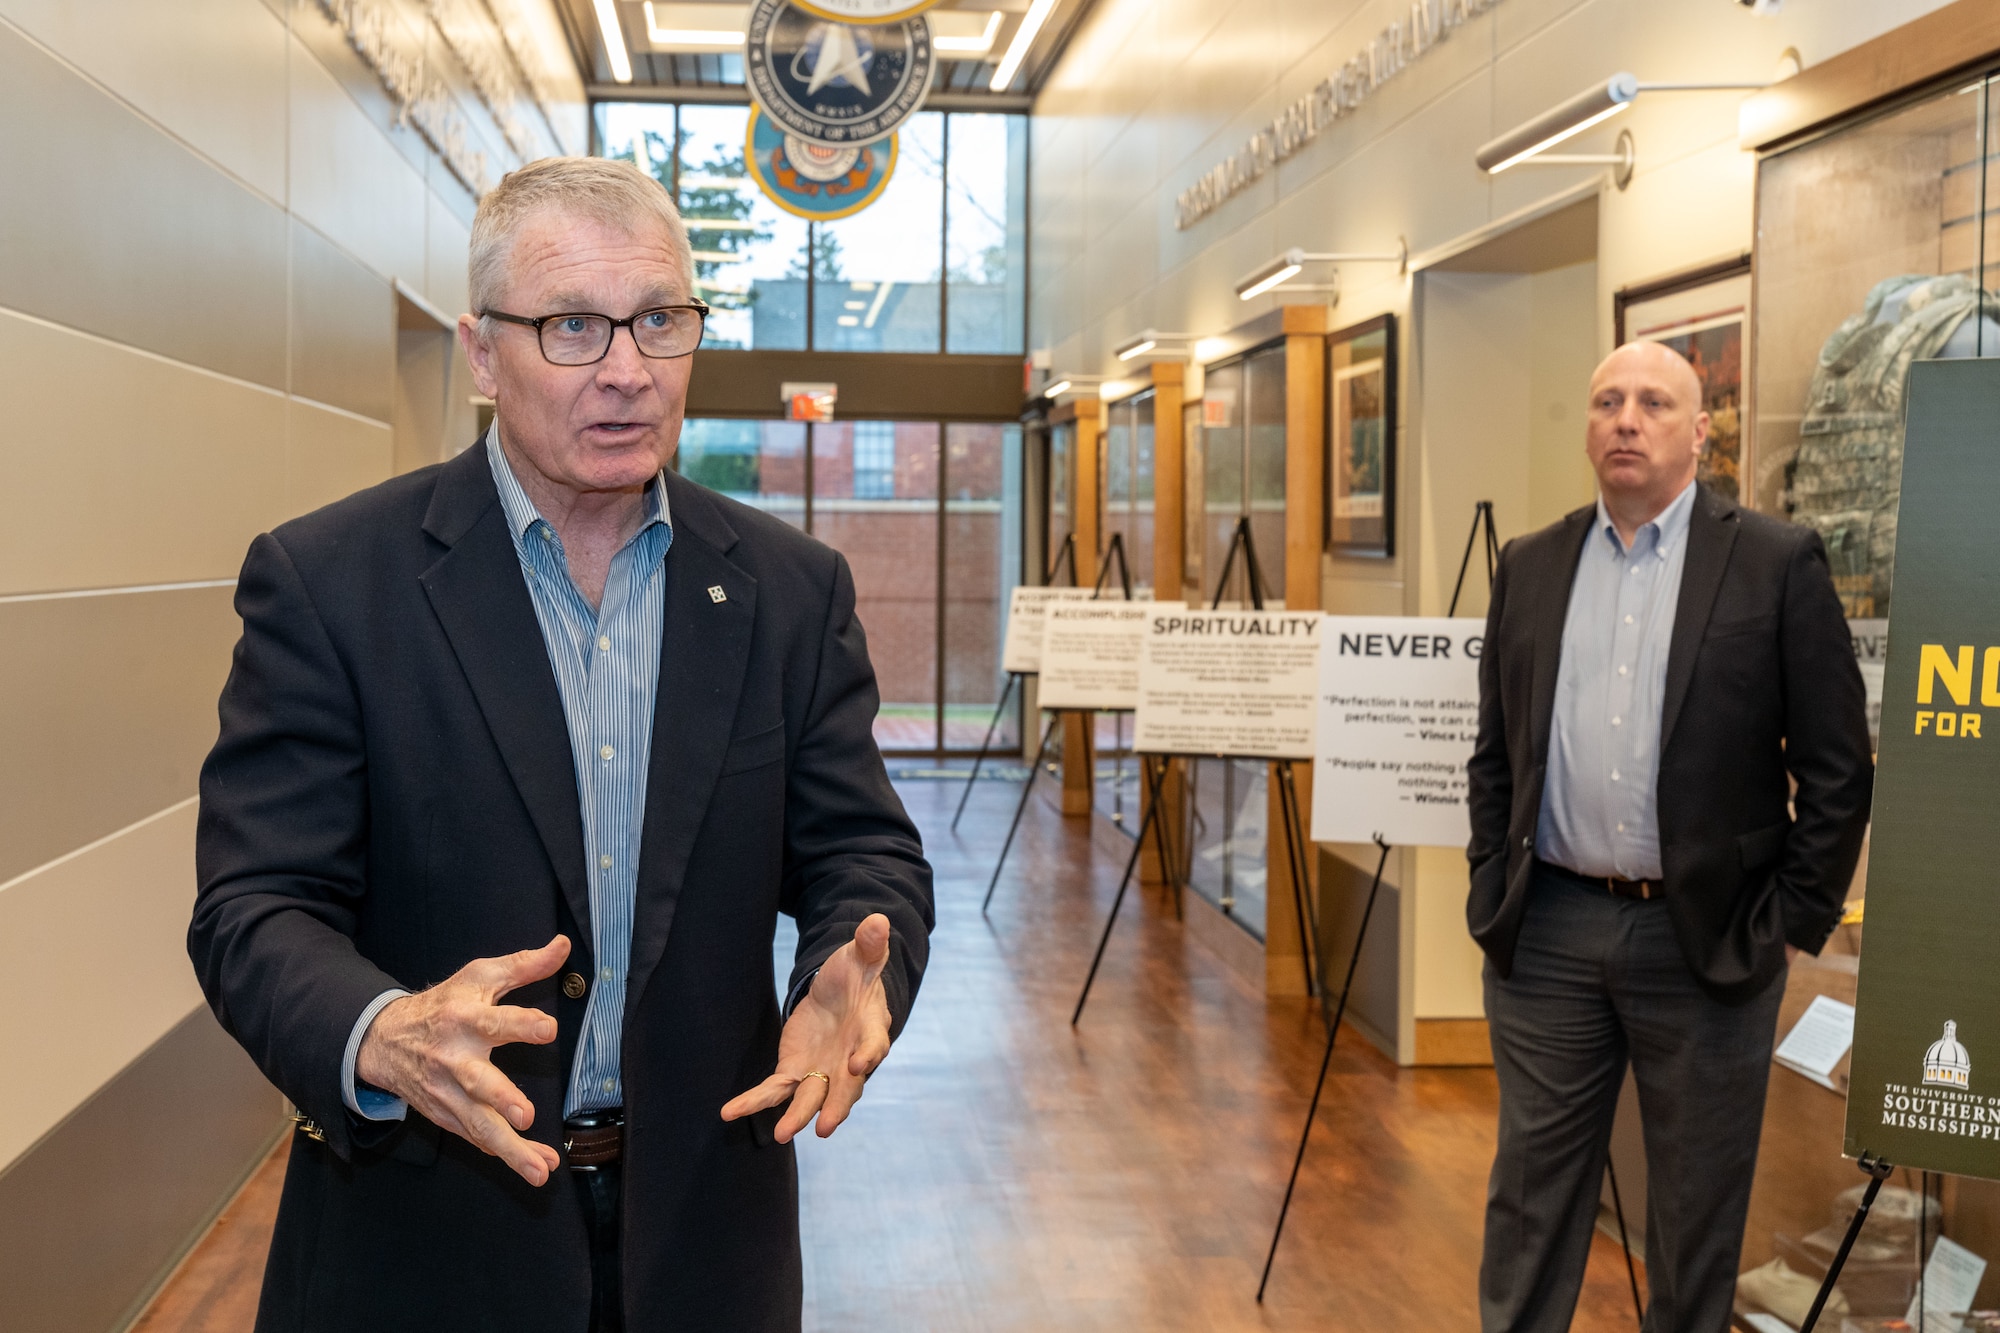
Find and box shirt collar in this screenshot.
[484,421,671,550]
[1595,479,1697,557]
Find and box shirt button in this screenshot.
[600,853,613,869]
[1624,614,1634,625]
[1617,665,1628,677]
[602,1078,615,1093]
[1611,770,1621,781]
[600,744,615,761]
[540,527,554,542]
[1617,822,1626,833]
[601,965,614,980]
[598,635,611,652]
[1611,716,1622,727]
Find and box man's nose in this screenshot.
[595,325,651,390]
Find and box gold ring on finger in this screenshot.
[803,1070,830,1087]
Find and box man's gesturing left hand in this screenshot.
[721,912,894,1143]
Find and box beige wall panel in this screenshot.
[0,309,286,596]
[292,219,395,423]
[1415,271,1533,617]
[1526,261,1602,530]
[0,585,238,886]
[0,800,206,1173]
[288,398,393,516]
[288,33,429,287]
[0,23,287,389]
[1411,844,1487,1018]
[0,0,287,202]
[426,198,472,324]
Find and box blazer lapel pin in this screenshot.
[708,585,727,603]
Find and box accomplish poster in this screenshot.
[1845,360,2000,1180]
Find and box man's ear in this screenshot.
[458,315,500,400]
[1691,410,1712,456]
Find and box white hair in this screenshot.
[468,156,694,323]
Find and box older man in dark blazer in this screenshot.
[188,156,933,1332]
[1466,341,1873,1332]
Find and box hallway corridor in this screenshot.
[138,773,1645,1331]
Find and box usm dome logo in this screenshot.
[1924,1021,1972,1090]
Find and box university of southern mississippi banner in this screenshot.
[1845,359,2000,1179]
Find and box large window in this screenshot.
[677,418,1020,754]
[596,103,1026,355]
[1102,390,1155,595]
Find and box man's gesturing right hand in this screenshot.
[356,935,570,1187]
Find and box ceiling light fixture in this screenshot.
[644,2,746,47]
[1476,72,1770,184]
[1114,330,1200,361]
[1044,379,1073,398]
[990,0,1057,92]
[1040,373,1104,400]
[1233,240,1407,302]
[594,0,633,83]
[934,10,1002,54]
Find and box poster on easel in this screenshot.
[1000,586,1097,675]
[1845,359,2000,1181]
[1131,608,1321,758]
[1037,601,1182,711]
[1309,616,1484,848]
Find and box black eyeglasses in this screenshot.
[481,301,710,366]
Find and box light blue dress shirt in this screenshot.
[1534,481,1696,882]
[341,427,672,1121]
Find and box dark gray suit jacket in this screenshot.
[1465,483,1873,1004]
[189,442,933,1331]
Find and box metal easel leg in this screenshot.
[1258,835,1391,1302]
[982,714,1057,915]
[1071,757,1172,1026]
[1605,1157,1644,1328]
[952,672,1017,832]
[1273,763,1318,999]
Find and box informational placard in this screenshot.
[1850,618,1888,745]
[1000,586,1096,675]
[1775,995,1857,1093]
[1847,360,2000,1181]
[1131,609,1321,758]
[1309,617,1483,847]
[1037,601,1180,711]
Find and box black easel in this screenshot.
[1071,516,1321,1023]
[1258,499,1501,1302]
[1605,1156,1644,1328]
[953,534,1078,833]
[980,536,1137,914]
[1799,1153,1896,1332]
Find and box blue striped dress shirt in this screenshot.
[341,427,672,1121]
[1534,481,1695,882]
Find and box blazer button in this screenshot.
[562,972,588,1000]
[1522,836,1532,849]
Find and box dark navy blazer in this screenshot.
[189,441,934,1332]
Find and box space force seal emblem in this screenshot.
[745,0,933,148]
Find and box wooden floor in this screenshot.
[135,774,1645,1331]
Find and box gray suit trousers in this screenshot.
[1479,865,1785,1333]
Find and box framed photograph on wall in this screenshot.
[1615,254,1752,505]
[1324,312,1397,557]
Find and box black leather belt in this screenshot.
[1538,859,1663,901]
[564,1109,624,1171]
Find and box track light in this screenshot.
[1478,74,1637,172]
[1045,379,1073,398]
[1233,241,1406,301]
[1113,330,1199,362]
[1237,251,1305,301]
[1476,73,1769,180]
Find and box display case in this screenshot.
[1753,74,2000,618]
